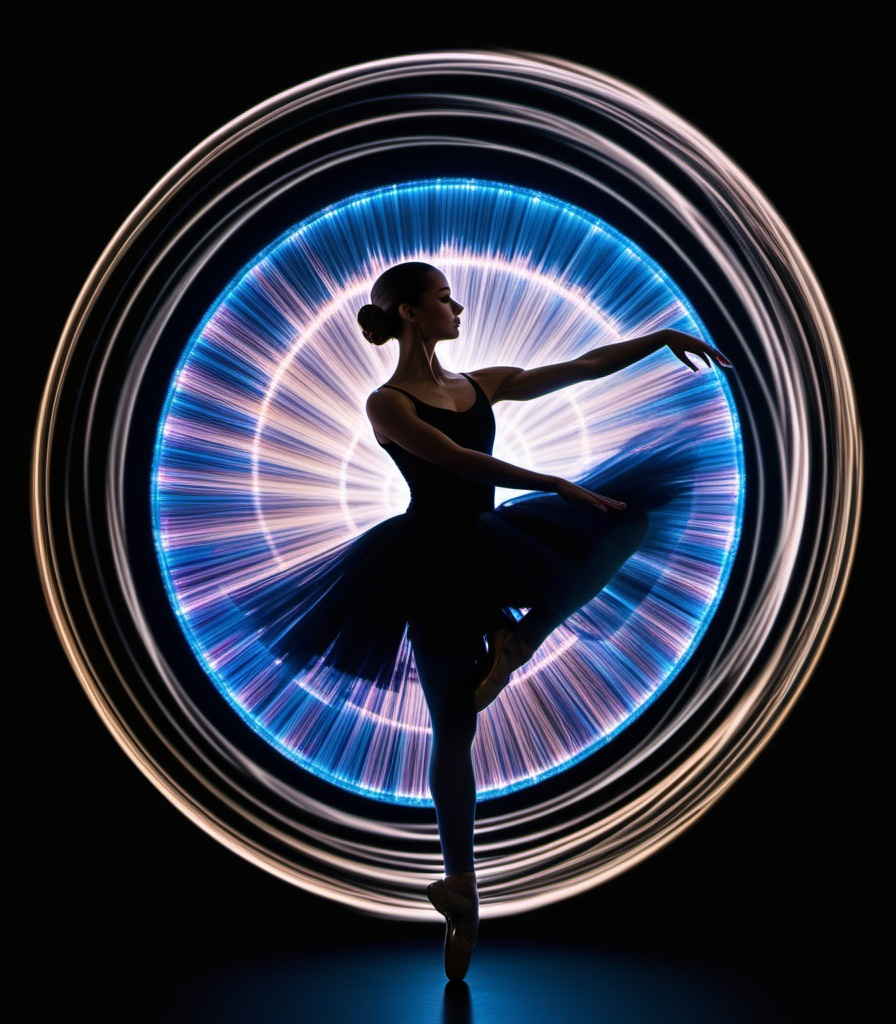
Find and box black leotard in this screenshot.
[377,374,496,523]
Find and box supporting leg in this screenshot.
[410,615,483,980]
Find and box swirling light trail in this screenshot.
[153,178,742,805]
[32,51,861,919]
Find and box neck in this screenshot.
[391,334,446,385]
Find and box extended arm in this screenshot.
[472,329,731,403]
[366,389,626,511]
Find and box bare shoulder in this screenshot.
[466,365,524,402]
[366,386,415,420]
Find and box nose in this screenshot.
[452,299,464,314]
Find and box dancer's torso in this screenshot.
[378,374,496,522]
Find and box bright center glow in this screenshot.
[152,178,743,805]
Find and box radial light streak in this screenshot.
[152,179,741,806]
[32,51,861,919]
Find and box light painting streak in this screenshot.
[31,51,861,920]
[153,179,742,806]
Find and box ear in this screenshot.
[398,302,417,324]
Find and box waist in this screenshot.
[405,493,494,522]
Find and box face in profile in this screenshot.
[405,270,464,342]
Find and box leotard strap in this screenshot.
[379,383,415,400]
[377,374,483,409]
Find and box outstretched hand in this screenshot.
[665,330,732,372]
[554,478,627,512]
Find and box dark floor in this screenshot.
[8,929,890,1024]
[8,807,893,1024]
[128,942,803,1024]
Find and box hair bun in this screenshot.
[357,303,390,346]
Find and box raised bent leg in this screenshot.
[474,511,650,712]
[517,511,649,651]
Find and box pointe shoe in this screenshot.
[427,878,479,982]
[473,627,515,713]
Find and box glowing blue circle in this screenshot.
[152,178,743,805]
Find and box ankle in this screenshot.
[445,872,478,894]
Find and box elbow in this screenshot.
[581,355,608,380]
[443,450,477,477]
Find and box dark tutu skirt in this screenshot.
[231,441,695,689]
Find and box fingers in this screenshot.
[593,494,627,511]
[674,350,698,371]
[558,480,626,511]
[673,342,731,371]
[697,341,733,368]
[703,343,732,368]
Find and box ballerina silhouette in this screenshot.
[348,262,729,980]
[235,259,731,979]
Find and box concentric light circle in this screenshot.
[152,177,743,806]
[32,51,860,919]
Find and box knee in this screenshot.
[430,711,477,752]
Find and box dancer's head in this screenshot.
[357,262,462,345]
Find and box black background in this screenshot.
[9,8,890,1024]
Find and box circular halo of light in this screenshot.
[152,177,744,806]
[32,51,861,919]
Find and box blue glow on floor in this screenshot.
[141,942,791,1024]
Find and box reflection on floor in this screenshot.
[139,941,797,1024]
